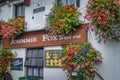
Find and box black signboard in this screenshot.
[0,0,6,4]
[11,58,23,70]
[33,7,45,13]
[45,50,62,67]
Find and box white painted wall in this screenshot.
[25,0,55,31]
[0,5,11,21]
[88,29,120,80]
[10,48,26,80]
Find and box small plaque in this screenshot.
[33,7,45,13]
[11,58,23,70]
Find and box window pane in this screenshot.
[76,0,80,7]
[38,50,43,58]
[21,6,25,16]
[25,48,43,67]
[40,68,43,77]
[34,68,39,76]
[32,49,38,57]
[37,59,43,67]
[28,68,32,76]
[26,58,31,65]
[68,0,74,6]
[15,4,25,17]
[61,0,66,5]
[27,50,32,57]
[31,58,37,66]
[61,0,75,6]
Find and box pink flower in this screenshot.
[90,61,94,65]
[80,65,85,69]
[86,72,91,77]
[84,16,92,21]
[77,65,81,69]
[105,11,109,14]
[112,14,115,18]
[82,57,85,61]
[102,26,108,30]
[96,59,102,63]
[7,26,11,30]
[86,9,92,13]
[73,64,77,68]
[74,52,77,55]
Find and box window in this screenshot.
[25,48,44,80]
[56,0,80,7]
[15,3,25,17]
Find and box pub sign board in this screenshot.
[11,58,23,70]
[45,50,62,67]
[3,24,88,48]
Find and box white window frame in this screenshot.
[56,0,80,7]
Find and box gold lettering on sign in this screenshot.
[45,50,62,67]
[45,52,51,59]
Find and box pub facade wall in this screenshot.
[0,0,120,80]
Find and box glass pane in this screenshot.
[29,58,43,67]
[76,0,80,7]
[16,4,25,17]
[26,58,32,65]
[37,59,43,67]
[38,50,43,58]
[21,6,25,16]
[28,68,32,76]
[40,68,43,77]
[61,0,66,5]
[32,49,38,57]
[34,68,39,76]
[68,0,74,6]
[31,58,37,66]
[16,6,20,17]
[25,48,43,67]
[27,50,32,57]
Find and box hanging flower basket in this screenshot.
[0,17,24,39]
[0,49,15,78]
[85,0,120,42]
[46,2,82,35]
[61,43,102,80]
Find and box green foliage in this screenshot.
[47,2,82,35]
[0,49,15,75]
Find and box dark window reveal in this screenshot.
[0,0,6,4]
[15,3,25,17]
